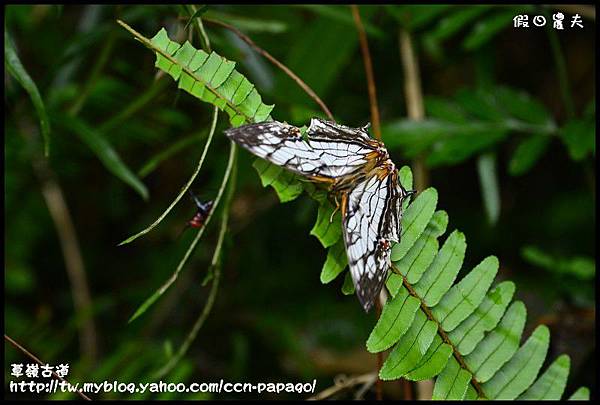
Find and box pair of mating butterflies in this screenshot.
[224,118,413,312]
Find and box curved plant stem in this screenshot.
[153,143,237,379]
[118,106,219,246]
[351,5,381,140]
[5,334,92,401]
[204,18,335,121]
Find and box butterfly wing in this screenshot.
[341,164,404,312]
[224,119,377,180]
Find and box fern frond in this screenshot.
[253,164,589,400]
[118,22,274,127]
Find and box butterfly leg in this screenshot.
[329,194,340,223]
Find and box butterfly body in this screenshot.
[225,118,411,312]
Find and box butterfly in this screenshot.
[224,118,413,312]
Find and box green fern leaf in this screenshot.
[310,198,342,248]
[366,286,420,353]
[380,310,438,380]
[448,281,515,355]
[465,301,526,383]
[404,335,453,381]
[518,354,570,400]
[480,325,549,399]
[413,230,466,306]
[432,255,498,331]
[252,159,304,203]
[568,387,591,400]
[387,210,448,294]
[432,357,472,399]
[391,188,438,261]
[320,239,347,284]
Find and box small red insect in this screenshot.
[187,190,213,229]
[177,191,214,238]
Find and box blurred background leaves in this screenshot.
[4,4,595,400]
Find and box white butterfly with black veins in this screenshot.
[224,118,413,312]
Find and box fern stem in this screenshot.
[392,263,488,399]
[351,5,381,140]
[117,20,255,125]
[153,143,237,379]
[203,18,335,121]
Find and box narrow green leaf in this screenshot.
[386,5,453,31]
[398,165,413,191]
[341,271,355,295]
[518,355,570,400]
[494,86,554,127]
[414,230,467,307]
[425,96,469,123]
[367,286,420,353]
[391,188,438,261]
[204,10,288,34]
[508,135,551,176]
[559,119,595,161]
[427,129,508,167]
[424,210,449,238]
[60,116,148,200]
[432,357,471,400]
[481,325,550,399]
[183,5,209,31]
[462,10,518,51]
[428,6,494,42]
[389,232,438,293]
[379,311,437,380]
[464,384,479,399]
[320,239,347,284]
[252,159,303,203]
[387,210,448,294]
[433,255,499,332]
[466,301,526,383]
[310,198,342,248]
[5,28,51,156]
[568,387,590,400]
[521,246,595,280]
[477,152,500,225]
[448,281,515,355]
[404,335,453,381]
